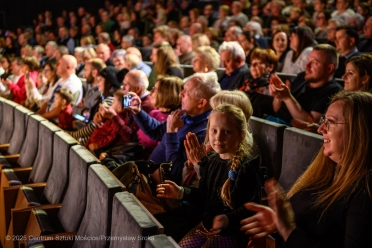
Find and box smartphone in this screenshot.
[101,94,109,107]
[73,114,89,123]
[123,94,132,108]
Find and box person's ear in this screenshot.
[61,98,67,107]
[236,56,243,64]
[328,63,335,74]
[349,37,356,47]
[198,98,208,108]
[92,69,98,77]
[361,74,370,86]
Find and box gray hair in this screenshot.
[74,47,85,54]
[230,26,243,36]
[218,41,246,62]
[46,41,58,49]
[190,73,221,100]
[195,46,220,71]
[122,35,135,44]
[111,49,126,59]
[246,21,263,36]
[33,45,45,55]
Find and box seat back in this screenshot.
[29,122,61,183]
[248,117,287,179]
[179,65,195,78]
[278,128,323,192]
[0,100,18,144]
[17,115,47,168]
[145,234,180,248]
[58,145,100,232]
[110,192,163,248]
[74,165,124,248]
[42,132,78,204]
[0,97,5,131]
[7,106,33,154]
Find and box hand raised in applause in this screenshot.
[166,109,184,133]
[269,74,291,100]
[184,132,206,166]
[240,179,296,241]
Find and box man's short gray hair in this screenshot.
[218,41,246,62]
[190,73,221,100]
[123,35,135,44]
[230,26,243,36]
[46,41,58,49]
[111,49,126,59]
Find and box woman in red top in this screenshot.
[5,56,39,104]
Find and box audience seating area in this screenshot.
[0,97,323,247]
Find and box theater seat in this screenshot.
[7,146,100,248]
[73,164,124,248]
[110,192,164,248]
[278,128,323,192]
[248,116,287,179]
[0,121,60,244]
[0,105,33,157]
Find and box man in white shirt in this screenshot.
[37,55,82,121]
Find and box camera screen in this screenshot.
[123,95,132,108]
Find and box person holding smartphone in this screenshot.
[5,56,39,104]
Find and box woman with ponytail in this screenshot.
[156,103,263,247]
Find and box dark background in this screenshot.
[0,0,105,30]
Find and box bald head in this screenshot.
[126,47,143,60]
[57,55,77,79]
[123,70,149,96]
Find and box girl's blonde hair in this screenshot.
[205,104,255,208]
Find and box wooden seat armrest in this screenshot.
[2,154,20,163]
[0,144,10,153]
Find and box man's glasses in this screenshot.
[319,117,345,131]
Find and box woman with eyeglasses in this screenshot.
[314,10,331,39]
[239,48,278,118]
[241,91,372,248]
[25,60,59,110]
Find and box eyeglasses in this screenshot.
[319,117,346,131]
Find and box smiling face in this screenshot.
[208,111,243,159]
[273,32,288,54]
[317,100,346,163]
[305,50,330,83]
